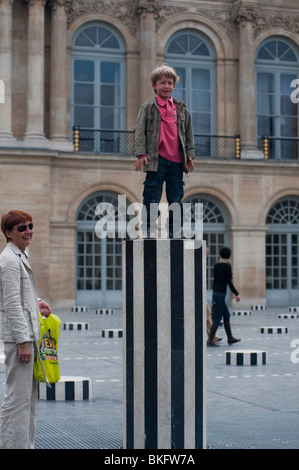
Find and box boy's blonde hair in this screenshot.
[151,64,179,91]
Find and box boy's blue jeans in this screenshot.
[142,155,184,236]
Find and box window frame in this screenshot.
[165,29,216,137]
[256,37,299,143]
[71,22,126,132]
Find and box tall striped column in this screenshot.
[123,239,206,449]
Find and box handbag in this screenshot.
[34,313,61,383]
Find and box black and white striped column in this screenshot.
[123,239,206,449]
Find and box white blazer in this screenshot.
[0,242,40,344]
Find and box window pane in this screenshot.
[167,40,185,54]
[75,32,95,47]
[74,106,94,127]
[189,35,201,52]
[176,34,188,53]
[257,94,275,115]
[280,95,297,116]
[266,41,278,58]
[257,46,274,60]
[192,91,210,112]
[280,74,297,94]
[280,49,297,62]
[101,85,120,106]
[281,116,298,136]
[172,67,186,101]
[278,42,296,61]
[192,69,210,90]
[83,27,97,45]
[101,62,120,83]
[100,34,120,49]
[257,73,275,93]
[98,27,114,45]
[100,108,120,128]
[192,43,209,56]
[257,116,274,136]
[167,33,211,57]
[74,84,94,105]
[192,113,211,133]
[74,61,94,82]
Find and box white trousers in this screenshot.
[0,342,37,449]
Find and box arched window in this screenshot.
[71,23,126,151]
[75,191,130,308]
[165,30,215,156]
[183,195,228,292]
[256,37,299,159]
[266,196,299,306]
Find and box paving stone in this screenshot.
[1,307,299,449]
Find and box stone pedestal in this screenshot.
[123,239,206,449]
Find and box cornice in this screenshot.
[53,0,299,41]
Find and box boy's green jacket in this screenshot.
[135,97,195,174]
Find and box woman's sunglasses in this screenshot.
[17,223,33,232]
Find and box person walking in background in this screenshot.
[205,243,222,343]
[207,246,241,347]
[0,210,52,449]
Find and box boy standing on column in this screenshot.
[134,64,195,238]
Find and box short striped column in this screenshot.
[225,350,266,365]
[38,376,92,400]
[71,306,89,312]
[278,314,299,319]
[289,307,299,312]
[96,308,114,315]
[63,322,89,330]
[123,239,206,450]
[259,326,288,334]
[232,310,251,316]
[102,329,123,338]
[251,304,267,311]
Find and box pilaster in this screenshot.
[24,0,49,147]
[49,0,73,151]
[0,0,17,144]
[233,2,263,159]
[137,0,158,103]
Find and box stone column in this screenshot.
[137,0,157,104]
[123,239,206,449]
[24,0,49,146]
[0,0,16,143]
[49,0,73,150]
[234,3,263,159]
[230,226,267,305]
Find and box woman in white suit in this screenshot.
[0,210,51,449]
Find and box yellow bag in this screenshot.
[34,313,61,383]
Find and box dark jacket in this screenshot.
[134,97,195,173]
[213,262,239,296]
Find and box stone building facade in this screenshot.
[0,0,299,309]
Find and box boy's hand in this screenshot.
[134,156,148,171]
[186,156,194,172]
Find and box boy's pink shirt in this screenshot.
[137,95,182,163]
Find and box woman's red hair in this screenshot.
[1,210,33,242]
